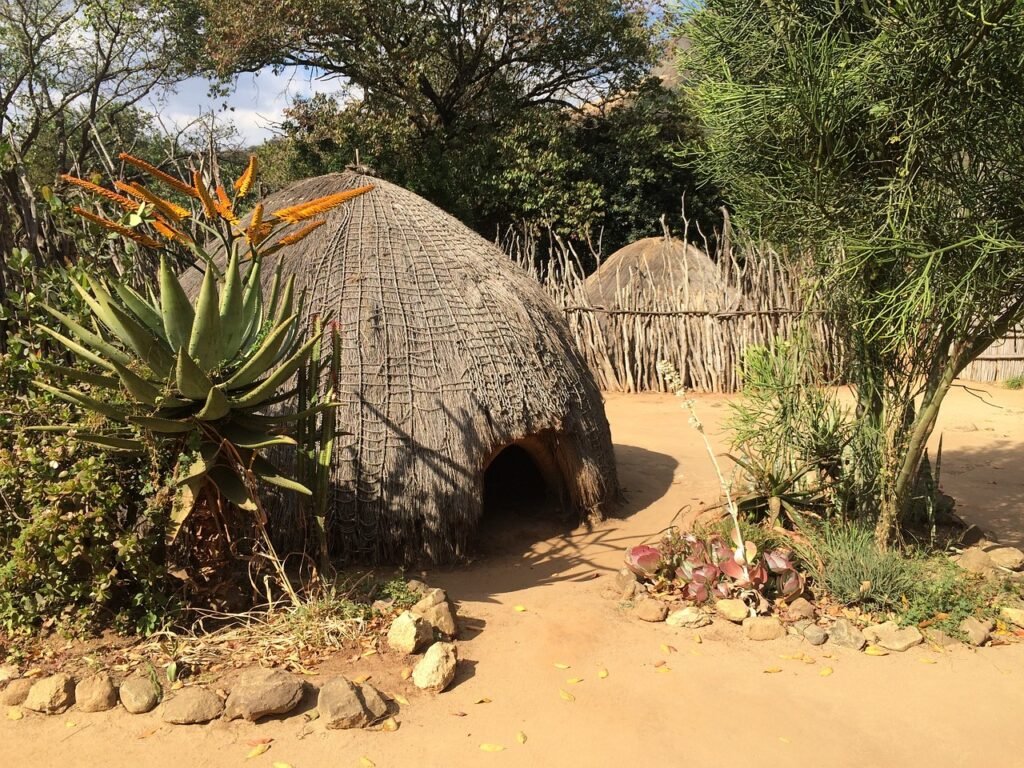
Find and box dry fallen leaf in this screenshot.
[381,717,399,732]
[480,743,505,752]
[247,738,274,747]
[247,744,271,758]
[6,707,23,721]
[693,634,703,644]
[360,758,376,768]
[819,667,834,677]
[657,666,671,674]
[920,658,937,664]
[452,711,468,717]
[566,677,583,684]
[474,697,493,704]
[864,645,889,657]
[394,694,410,706]
[65,721,76,728]
[554,663,571,670]
[559,689,575,702]
[653,659,666,668]
[361,649,378,658]
[513,605,527,612]
[272,763,295,768]
[517,731,528,745]
[353,673,372,684]
[763,667,783,674]
[598,668,609,679]
[400,667,412,680]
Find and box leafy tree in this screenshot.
[682,0,1024,546]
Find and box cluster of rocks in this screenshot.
[614,566,1020,652]
[956,544,1024,576]
[385,581,459,692]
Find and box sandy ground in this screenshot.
[3,384,1024,767]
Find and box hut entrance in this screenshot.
[476,435,568,552]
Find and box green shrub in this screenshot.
[0,356,174,636]
[1004,375,1024,390]
[900,559,995,636]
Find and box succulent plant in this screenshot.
[625,544,663,577]
[35,252,324,539]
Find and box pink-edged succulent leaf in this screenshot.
[626,544,662,576]
[691,563,720,586]
[712,580,732,599]
[775,569,805,599]
[685,581,710,604]
[764,548,794,575]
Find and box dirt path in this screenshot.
[4,385,1024,767]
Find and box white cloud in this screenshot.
[144,68,349,146]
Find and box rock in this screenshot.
[412,642,458,692]
[406,579,429,595]
[802,624,828,646]
[999,605,1024,628]
[24,673,75,714]
[743,616,786,641]
[829,618,866,650]
[863,621,923,652]
[387,611,433,654]
[634,597,668,622]
[161,687,223,724]
[924,629,960,649]
[666,607,711,629]
[787,597,816,621]
[75,673,118,713]
[960,525,998,548]
[371,599,394,614]
[418,601,458,637]
[715,598,749,623]
[119,676,161,714]
[988,546,1024,571]
[614,568,638,592]
[0,665,18,686]
[411,588,448,614]
[318,677,389,729]
[224,668,305,722]
[0,678,34,706]
[957,546,995,574]
[960,616,995,646]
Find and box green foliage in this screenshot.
[900,559,994,636]
[0,357,174,635]
[375,577,421,611]
[1004,375,1024,390]
[682,0,1024,545]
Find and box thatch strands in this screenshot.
[184,172,618,565]
[505,230,841,393]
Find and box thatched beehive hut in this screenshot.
[583,236,733,312]
[194,172,618,564]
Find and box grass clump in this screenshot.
[1004,375,1024,390]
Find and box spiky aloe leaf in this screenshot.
[169,478,200,542]
[113,282,163,339]
[219,423,297,449]
[230,400,341,429]
[76,433,146,452]
[109,359,162,406]
[128,415,194,433]
[196,386,231,421]
[175,347,214,400]
[230,332,322,408]
[174,443,221,485]
[40,307,132,368]
[223,314,298,390]
[37,361,120,390]
[207,465,257,511]
[219,250,246,361]
[239,260,264,347]
[159,255,195,352]
[33,382,129,422]
[188,266,223,371]
[252,456,312,495]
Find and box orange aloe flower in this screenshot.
[192,171,219,220]
[214,185,239,225]
[152,217,194,245]
[74,206,162,249]
[233,155,257,197]
[59,174,137,212]
[270,184,373,224]
[115,181,190,222]
[245,203,272,246]
[262,220,327,256]
[118,153,197,199]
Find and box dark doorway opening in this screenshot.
[475,440,569,553]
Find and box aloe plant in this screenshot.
[35,252,325,539]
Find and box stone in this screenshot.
[614,568,638,592]
[829,618,867,650]
[960,525,998,548]
[24,673,75,714]
[0,665,18,686]
[0,678,34,706]
[960,616,995,646]
[924,629,960,649]
[371,599,394,614]
[666,607,711,629]
[715,598,749,623]
[787,597,816,621]
[224,668,305,722]
[957,546,995,574]
[988,546,1024,571]
[802,624,828,646]
[999,605,1024,629]
[418,601,458,637]
[743,616,786,641]
[411,588,448,614]
[75,672,118,713]
[406,579,429,594]
[161,687,223,724]
[318,677,389,729]
[863,621,923,652]
[634,597,668,622]
[119,676,161,714]
[387,611,434,655]
[412,642,458,692]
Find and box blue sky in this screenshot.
[147,68,348,147]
